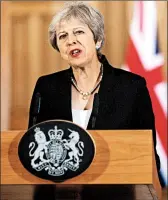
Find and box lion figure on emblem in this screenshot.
[29,130,49,168]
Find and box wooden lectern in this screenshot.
[1,130,162,200]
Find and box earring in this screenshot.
[96,44,100,50]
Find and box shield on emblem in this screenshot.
[49,143,63,161]
[18,120,95,182]
[47,141,67,164]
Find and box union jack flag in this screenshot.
[123,1,167,186]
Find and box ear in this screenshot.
[95,40,102,50]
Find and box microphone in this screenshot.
[32,92,41,126]
[92,93,99,129]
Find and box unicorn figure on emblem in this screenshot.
[63,129,84,167]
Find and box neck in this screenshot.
[72,60,102,92]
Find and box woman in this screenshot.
[29,2,160,199]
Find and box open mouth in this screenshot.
[70,49,82,57]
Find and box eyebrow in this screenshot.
[57,26,85,36]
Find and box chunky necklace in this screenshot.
[71,64,103,100]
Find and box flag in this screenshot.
[123,1,167,186]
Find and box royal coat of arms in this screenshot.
[28,126,84,176]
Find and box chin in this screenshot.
[69,60,87,68]
[66,53,91,67]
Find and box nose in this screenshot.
[67,33,77,46]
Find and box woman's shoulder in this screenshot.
[33,68,71,91]
[39,68,70,81]
[111,66,146,86]
[36,68,71,85]
[102,55,146,85]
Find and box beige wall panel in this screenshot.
[12,16,28,106]
[11,16,29,129]
[27,14,44,106]
[105,1,127,67]
[9,1,64,16]
[1,1,12,130]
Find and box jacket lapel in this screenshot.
[87,55,117,129]
[57,68,73,121]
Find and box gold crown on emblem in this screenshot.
[48,126,64,140]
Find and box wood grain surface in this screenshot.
[1,130,153,184]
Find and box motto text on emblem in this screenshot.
[28,126,84,176]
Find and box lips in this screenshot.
[69,49,82,57]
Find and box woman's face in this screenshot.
[55,18,99,67]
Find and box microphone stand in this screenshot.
[32,92,41,126]
[92,93,99,129]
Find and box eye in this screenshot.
[59,34,67,40]
[74,30,84,35]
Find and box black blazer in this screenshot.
[28,55,160,171]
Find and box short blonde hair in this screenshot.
[48,1,105,53]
